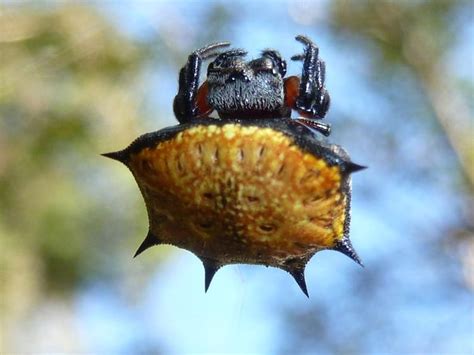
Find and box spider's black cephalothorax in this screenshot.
[206,49,290,119]
[173,35,332,136]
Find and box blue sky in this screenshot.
[63,1,474,353]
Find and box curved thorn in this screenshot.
[287,266,309,297]
[101,150,127,164]
[333,237,364,267]
[343,162,367,174]
[202,258,221,292]
[133,230,160,258]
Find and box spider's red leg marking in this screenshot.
[284,76,300,109]
[195,81,214,118]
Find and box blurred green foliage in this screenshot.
[332,0,455,69]
[331,0,474,187]
[0,5,152,304]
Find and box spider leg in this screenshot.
[293,117,331,137]
[284,75,331,136]
[291,35,331,120]
[212,49,247,65]
[173,41,230,124]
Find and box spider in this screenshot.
[103,35,365,297]
[173,35,332,136]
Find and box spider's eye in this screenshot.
[277,59,287,77]
[208,61,224,75]
[213,58,224,68]
[261,50,287,77]
[250,58,277,75]
[262,58,274,71]
[210,49,247,72]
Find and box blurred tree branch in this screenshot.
[332,0,473,189]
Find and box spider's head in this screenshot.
[206,49,289,118]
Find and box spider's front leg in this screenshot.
[287,35,331,136]
[292,35,331,119]
[173,42,230,124]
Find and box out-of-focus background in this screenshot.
[1,0,473,353]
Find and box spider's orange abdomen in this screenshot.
[104,119,364,296]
